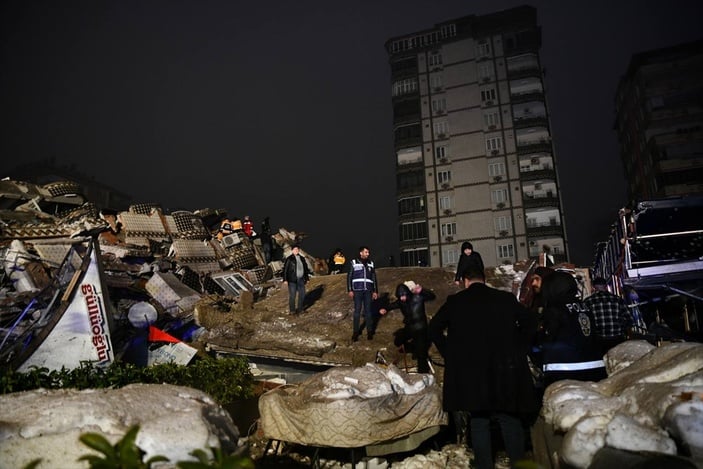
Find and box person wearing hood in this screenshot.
[380,281,436,373]
[540,271,606,386]
[454,241,484,285]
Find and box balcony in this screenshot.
[525,221,563,237]
[519,167,555,181]
[517,140,553,155]
[506,66,542,80]
[394,135,423,149]
[393,113,422,126]
[513,116,548,129]
[510,90,544,104]
[523,193,559,209]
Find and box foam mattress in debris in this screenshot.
[258,363,447,448]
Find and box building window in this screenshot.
[398,196,424,215]
[432,98,447,113]
[477,41,491,57]
[439,195,452,210]
[401,248,428,267]
[491,188,508,203]
[441,222,457,237]
[497,243,514,258]
[486,137,503,152]
[392,78,418,96]
[434,121,448,137]
[494,216,511,231]
[483,111,499,128]
[480,88,497,102]
[400,221,428,241]
[488,162,506,177]
[437,170,452,185]
[428,53,443,67]
[397,170,424,191]
[478,63,492,80]
[435,145,448,159]
[443,248,459,265]
[430,75,443,90]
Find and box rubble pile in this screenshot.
[0,177,316,371]
[0,383,242,468]
[538,340,703,467]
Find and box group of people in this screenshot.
[282,240,636,469]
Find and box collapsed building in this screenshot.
[0,177,320,372]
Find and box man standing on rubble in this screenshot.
[282,245,310,314]
[347,246,379,341]
[584,277,633,354]
[429,266,538,469]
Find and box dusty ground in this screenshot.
[196,267,457,370]
[193,264,526,376]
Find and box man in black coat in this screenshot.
[429,266,538,469]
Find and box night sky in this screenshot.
[1,1,701,267]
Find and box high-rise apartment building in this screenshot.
[615,40,703,200]
[385,6,567,268]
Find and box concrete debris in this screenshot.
[0,177,319,372]
[0,383,241,469]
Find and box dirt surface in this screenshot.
[193,265,527,373]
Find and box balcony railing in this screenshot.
[393,113,422,126]
[519,168,555,181]
[517,141,553,155]
[525,221,563,237]
[513,116,548,129]
[510,90,545,104]
[523,193,559,209]
[506,66,542,80]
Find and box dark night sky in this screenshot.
[1,1,701,267]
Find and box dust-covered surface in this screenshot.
[197,267,457,369]
[195,264,528,372]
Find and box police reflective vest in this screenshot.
[348,259,376,291]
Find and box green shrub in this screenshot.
[1,357,254,405]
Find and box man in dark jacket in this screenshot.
[347,246,379,341]
[380,281,435,373]
[282,245,310,314]
[540,271,606,386]
[429,266,537,469]
[454,241,485,285]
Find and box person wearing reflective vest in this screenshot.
[346,246,379,341]
[540,271,606,387]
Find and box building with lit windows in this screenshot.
[386,5,568,268]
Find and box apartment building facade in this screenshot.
[614,40,703,200]
[386,6,567,268]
